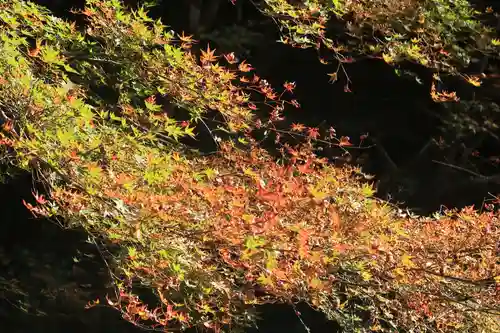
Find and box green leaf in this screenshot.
[145,100,161,112]
[87,164,103,180]
[56,128,75,146]
[128,247,137,258]
[158,250,169,259]
[361,183,375,197]
[257,273,273,286]
[63,64,79,74]
[184,126,195,138]
[238,137,248,145]
[244,236,266,250]
[40,45,61,64]
[203,168,217,180]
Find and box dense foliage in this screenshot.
[0,1,498,332]
[258,0,499,91]
[262,0,499,70]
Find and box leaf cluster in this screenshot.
[0,1,498,333]
[258,0,499,75]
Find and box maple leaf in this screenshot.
[68,150,80,161]
[439,49,450,56]
[291,123,305,132]
[266,91,278,100]
[22,200,35,212]
[297,159,313,174]
[223,52,238,64]
[307,127,320,139]
[178,32,194,43]
[328,126,336,138]
[283,81,296,92]
[32,190,48,205]
[145,95,156,104]
[200,45,218,63]
[382,53,394,64]
[465,75,481,87]
[2,120,13,133]
[238,60,253,72]
[339,136,352,146]
[327,72,338,83]
[81,8,94,17]
[319,57,329,65]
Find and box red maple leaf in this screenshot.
[307,127,320,139]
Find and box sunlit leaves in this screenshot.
[338,136,352,146]
[40,44,61,64]
[400,254,415,268]
[307,127,320,139]
[361,183,375,197]
[291,122,305,132]
[327,72,338,83]
[465,75,482,87]
[261,0,495,83]
[86,162,103,180]
[144,95,161,112]
[200,45,218,64]
[238,60,253,72]
[244,236,266,250]
[1,1,499,333]
[382,53,394,64]
[56,128,76,146]
[491,38,500,46]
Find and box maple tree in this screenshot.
[0,1,498,333]
[255,0,500,94]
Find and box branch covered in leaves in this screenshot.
[257,0,500,85]
[0,1,498,333]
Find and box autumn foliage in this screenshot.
[0,0,498,332]
[259,0,500,94]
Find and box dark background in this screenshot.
[2,0,500,332]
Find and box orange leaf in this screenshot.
[339,136,352,146]
[291,123,305,132]
[307,127,320,139]
[200,45,218,63]
[238,60,253,72]
[328,72,338,83]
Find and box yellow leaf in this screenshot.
[257,273,273,286]
[466,75,482,87]
[401,254,415,268]
[309,278,323,289]
[308,185,328,200]
[382,53,394,64]
[327,72,338,83]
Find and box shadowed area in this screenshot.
[0,171,143,332]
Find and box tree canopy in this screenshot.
[0,0,498,332]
